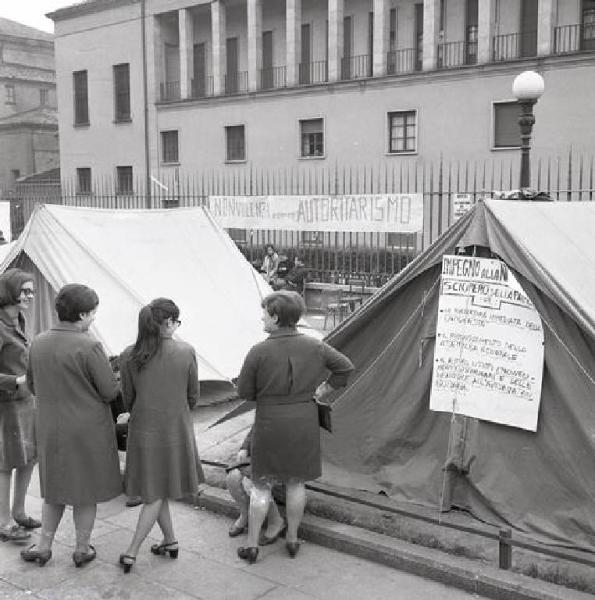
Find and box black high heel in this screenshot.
[119,554,136,574]
[286,541,300,558]
[237,546,259,564]
[150,541,179,559]
[21,545,52,566]
[72,544,96,568]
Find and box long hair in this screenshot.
[129,298,179,370]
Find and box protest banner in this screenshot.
[207,194,423,233]
[429,255,544,431]
[451,194,474,220]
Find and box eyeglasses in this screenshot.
[20,289,35,298]
[172,319,181,326]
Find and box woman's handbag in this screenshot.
[314,398,332,433]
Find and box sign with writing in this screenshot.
[451,194,474,220]
[429,255,544,431]
[208,194,423,232]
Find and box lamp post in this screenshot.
[512,70,545,189]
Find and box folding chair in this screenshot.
[323,288,350,329]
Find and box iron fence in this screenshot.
[492,31,537,61]
[386,48,417,75]
[9,152,594,284]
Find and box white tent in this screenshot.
[0,204,278,381]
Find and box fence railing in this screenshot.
[554,23,595,54]
[492,31,537,61]
[259,66,287,90]
[299,60,328,85]
[224,71,249,95]
[160,81,180,102]
[190,76,214,98]
[340,55,372,80]
[437,40,477,68]
[9,152,594,283]
[386,48,417,75]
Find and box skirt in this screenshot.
[0,396,36,470]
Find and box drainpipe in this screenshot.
[141,0,151,208]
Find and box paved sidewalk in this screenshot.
[0,472,483,600]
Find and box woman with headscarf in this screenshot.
[118,298,203,573]
[21,283,121,567]
[0,268,38,543]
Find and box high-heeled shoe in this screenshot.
[21,544,52,566]
[150,541,179,559]
[119,554,136,574]
[285,541,300,558]
[259,522,287,546]
[228,522,247,538]
[237,546,259,564]
[72,544,96,568]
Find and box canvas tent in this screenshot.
[319,199,595,550]
[0,204,275,382]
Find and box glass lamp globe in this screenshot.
[512,71,545,101]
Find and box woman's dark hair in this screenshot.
[0,268,34,307]
[264,244,276,253]
[130,298,179,370]
[261,291,304,328]
[55,284,99,321]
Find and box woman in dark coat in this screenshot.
[236,291,354,563]
[118,298,203,573]
[22,284,121,567]
[0,268,38,543]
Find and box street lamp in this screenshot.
[512,70,545,189]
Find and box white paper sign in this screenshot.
[208,194,423,233]
[451,194,473,220]
[429,255,544,431]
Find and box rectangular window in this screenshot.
[116,166,133,194]
[39,88,48,106]
[5,84,15,105]
[113,63,131,122]
[76,168,92,195]
[225,125,245,161]
[388,111,417,154]
[10,169,20,183]
[493,102,521,148]
[73,70,89,125]
[300,118,324,158]
[161,130,179,163]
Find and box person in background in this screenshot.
[22,284,121,567]
[236,291,354,564]
[261,244,280,285]
[226,425,284,543]
[272,255,308,292]
[118,298,203,573]
[0,269,38,543]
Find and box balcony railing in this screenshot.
[437,40,478,68]
[340,54,372,80]
[190,77,214,98]
[224,71,248,95]
[299,60,328,85]
[160,81,180,102]
[554,23,595,54]
[492,31,537,61]
[386,48,418,75]
[259,66,287,90]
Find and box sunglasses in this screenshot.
[20,289,35,298]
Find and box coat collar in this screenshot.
[268,327,302,339]
[52,321,85,332]
[0,306,27,340]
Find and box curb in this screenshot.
[195,485,592,600]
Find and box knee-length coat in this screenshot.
[237,328,354,482]
[27,323,122,505]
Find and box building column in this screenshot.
[422,0,440,71]
[286,0,301,86]
[211,0,226,95]
[247,0,263,91]
[477,0,494,64]
[372,0,389,76]
[328,0,344,81]
[179,8,194,98]
[537,0,556,56]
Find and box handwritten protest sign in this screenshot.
[208,194,423,233]
[429,255,544,431]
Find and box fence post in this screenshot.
[498,528,512,569]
